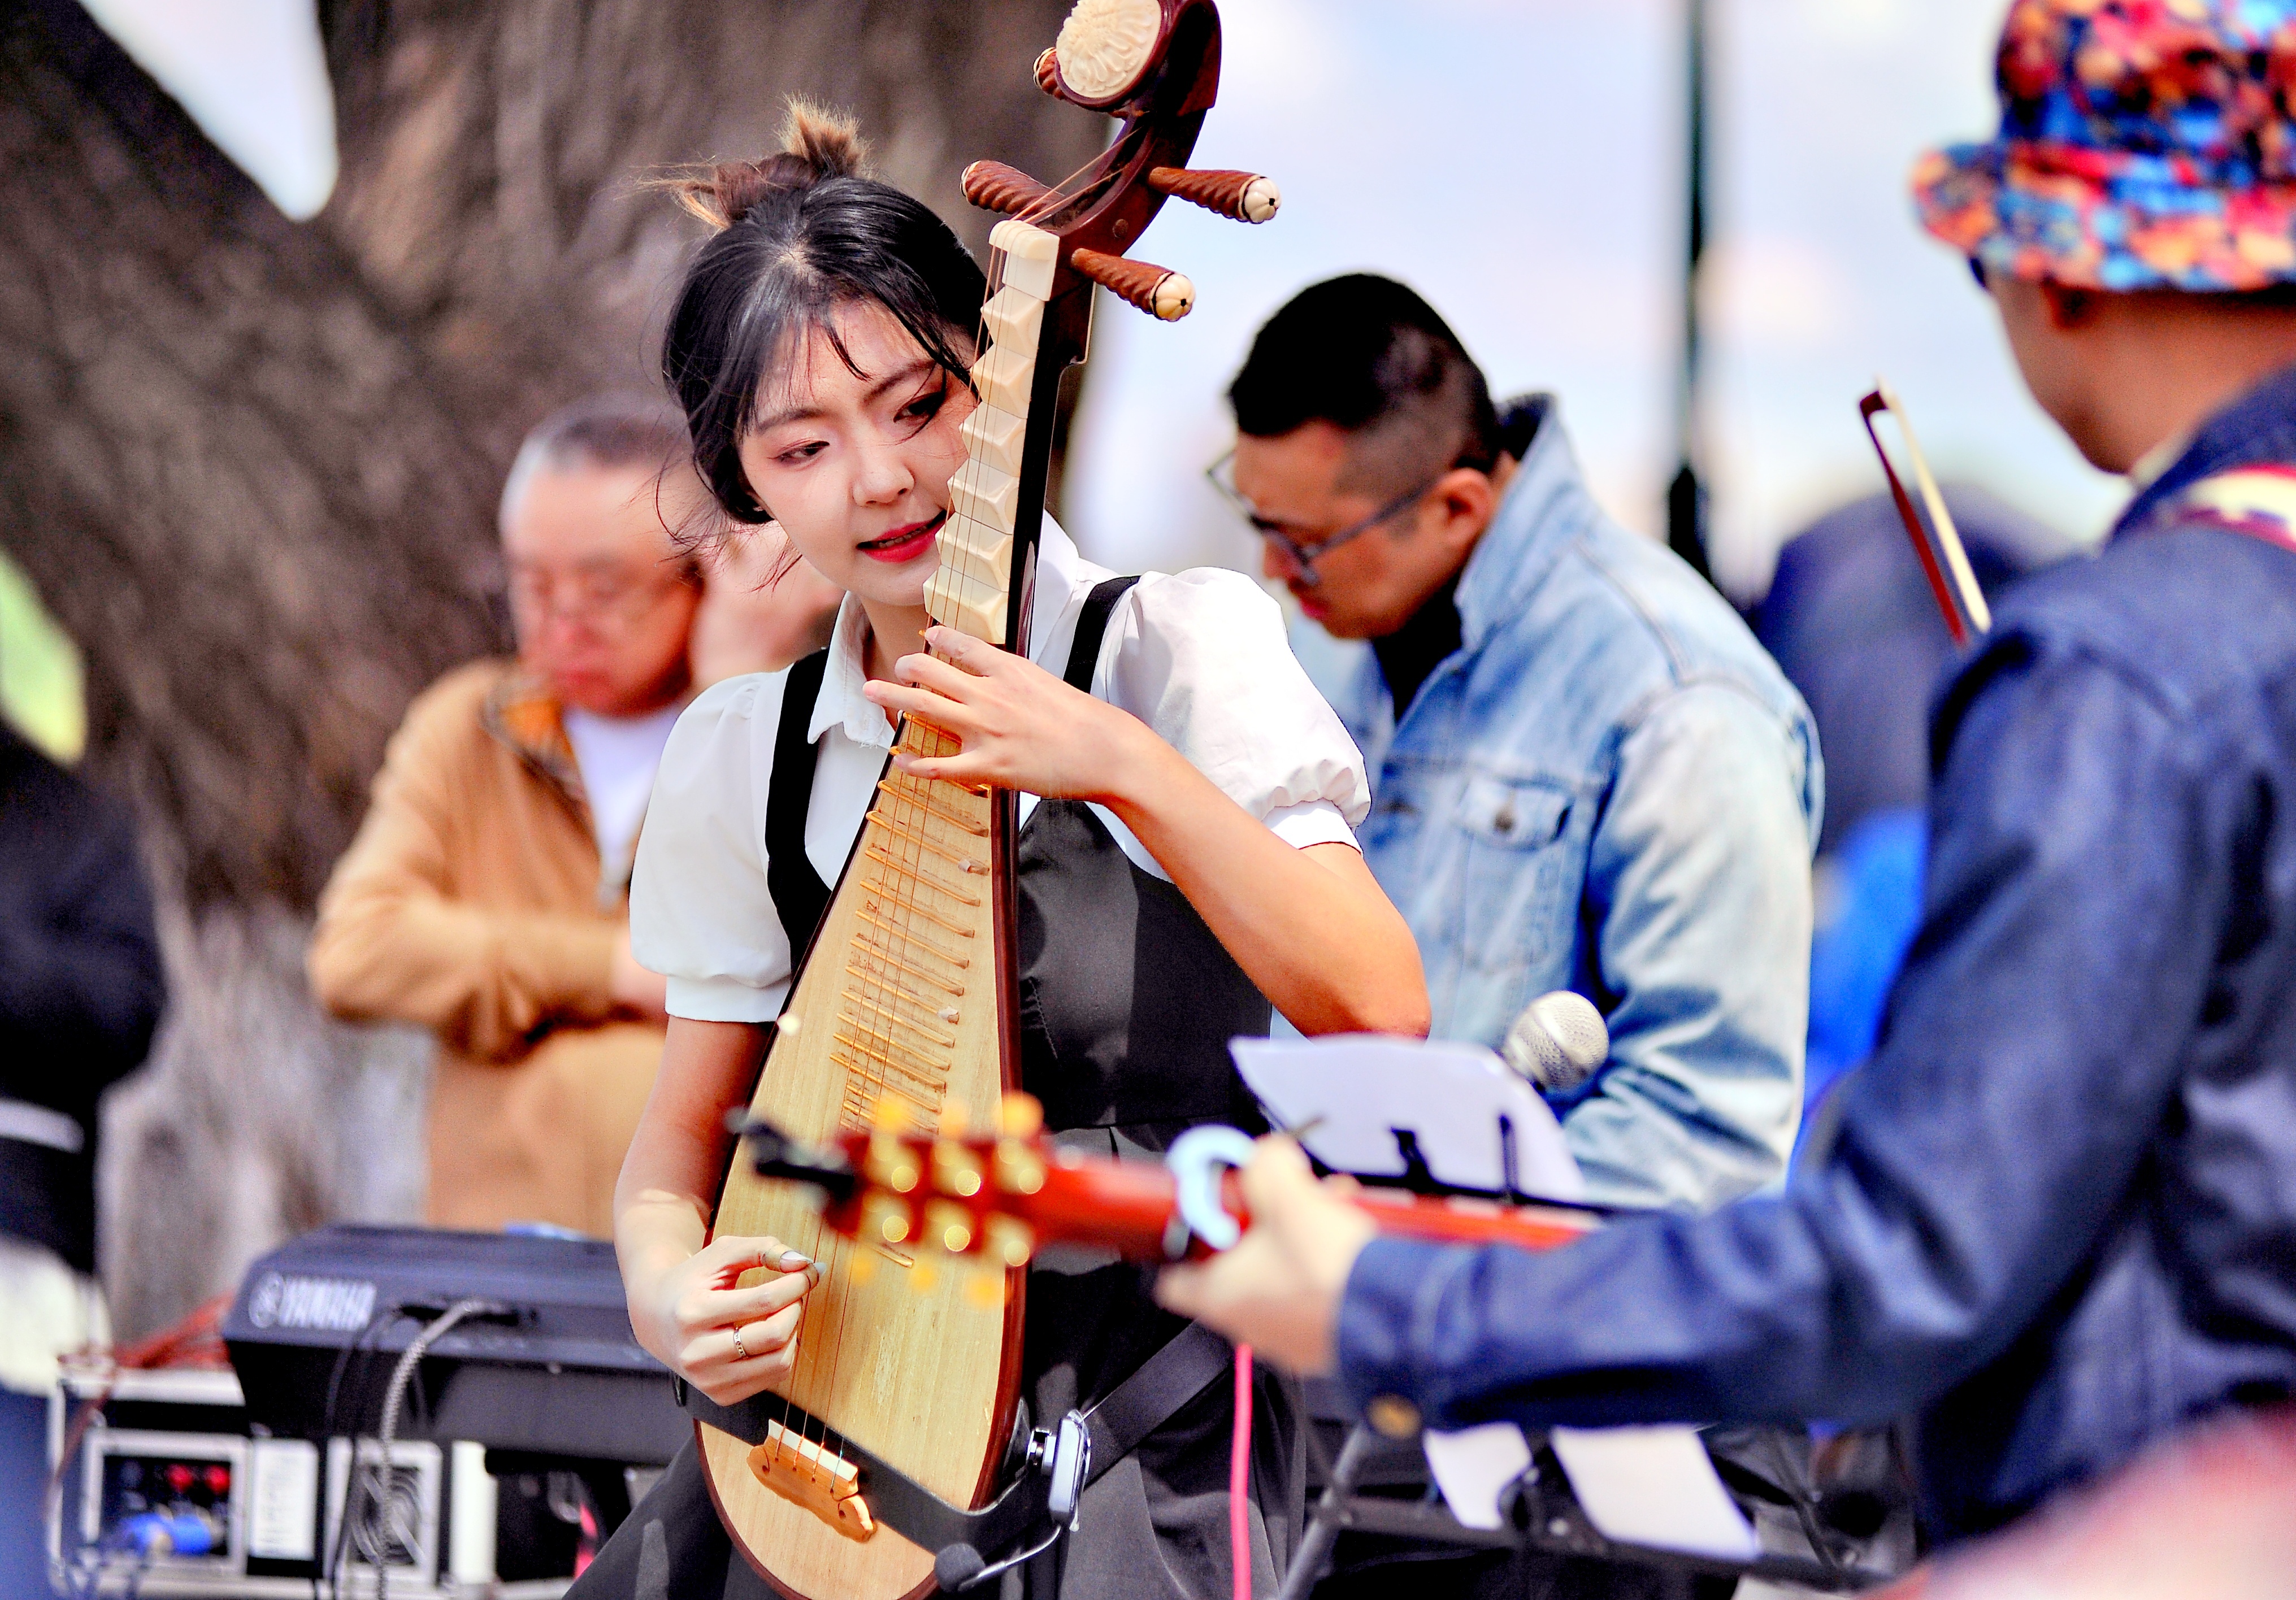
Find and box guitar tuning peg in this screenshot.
[932,1140,986,1198]
[862,1193,913,1246]
[923,1200,976,1255]
[867,1131,921,1194]
[1147,167,1281,224]
[1072,248,1193,321]
[986,1215,1035,1269]
[1000,1093,1045,1138]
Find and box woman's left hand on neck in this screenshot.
[863,626,1155,803]
[865,628,1430,1040]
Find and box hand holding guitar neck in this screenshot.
[1153,1138,1375,1375]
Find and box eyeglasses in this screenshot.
[1204,449,1443,589]
[509,564,696,631]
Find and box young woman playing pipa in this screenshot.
[571,107,1426,1600]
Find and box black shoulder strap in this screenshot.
[1063,576,1143,694]
[765,650,835,961]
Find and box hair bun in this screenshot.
[663,99,870,231]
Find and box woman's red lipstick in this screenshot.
[857,513,944,564]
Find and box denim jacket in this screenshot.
[1330,402,1821,1211]
[1338,368,2296,1541]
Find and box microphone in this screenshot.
[935,1546,988,1590]
[1501,990,1609,1094]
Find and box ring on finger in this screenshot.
[731,1324,750,1361]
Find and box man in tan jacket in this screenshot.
[311,395,704,1237]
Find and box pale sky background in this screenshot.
[72,0,2128,608]
[1063,0,2130,601]
[79,0,336,219]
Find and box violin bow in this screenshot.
[1860,382,1991,646]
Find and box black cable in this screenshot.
[318,1302,388,1456]
[327,1305,406,1600]
[370,1298,491,1600]
[1764,1429,1843,1576]
[937,1521,1069,1593]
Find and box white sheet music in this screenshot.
[1550,1426,1760,1560]
[1421,1423,1536,1531]
[1227,1033,1583,1202]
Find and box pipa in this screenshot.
[696,3,1280,1595]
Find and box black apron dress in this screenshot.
[573,579,1303,1600]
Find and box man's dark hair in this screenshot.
[500,392,691,528]
[1227,274,1501,496]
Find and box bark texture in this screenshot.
[0,0,1102,1338]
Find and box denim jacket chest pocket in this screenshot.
[1451,775,1580,973]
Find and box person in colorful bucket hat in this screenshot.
[1154,0,2296,1566]
[1918,0,2296,293]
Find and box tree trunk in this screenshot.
[0,0,1101,1340]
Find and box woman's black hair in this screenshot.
[658,102,988,536]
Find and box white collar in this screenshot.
[809,516,1089,750]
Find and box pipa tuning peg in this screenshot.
[1034,47,1061,96]
[961,160,1052,217]
[1147,167,1281,224]
[1072,248,1193,321]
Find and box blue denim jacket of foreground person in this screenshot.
[1328,400,1822,1212]
[1337,367,2296,1541]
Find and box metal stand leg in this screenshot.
[1273,1425,1377,1600]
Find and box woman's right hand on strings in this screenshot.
[627,1231,820,1405]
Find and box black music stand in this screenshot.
[1226,1038,1895,1596]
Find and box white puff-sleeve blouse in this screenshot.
[630,519,1371,1024]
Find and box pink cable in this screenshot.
[1231,1342,1253,1600]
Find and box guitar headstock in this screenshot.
[738,1094,1187,1285]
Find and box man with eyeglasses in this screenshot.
[310,395,706,1238]
[1218,275,1821,1214]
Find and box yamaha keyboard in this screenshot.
[222,1224,686,1466]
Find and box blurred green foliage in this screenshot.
[0,549,85,763]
